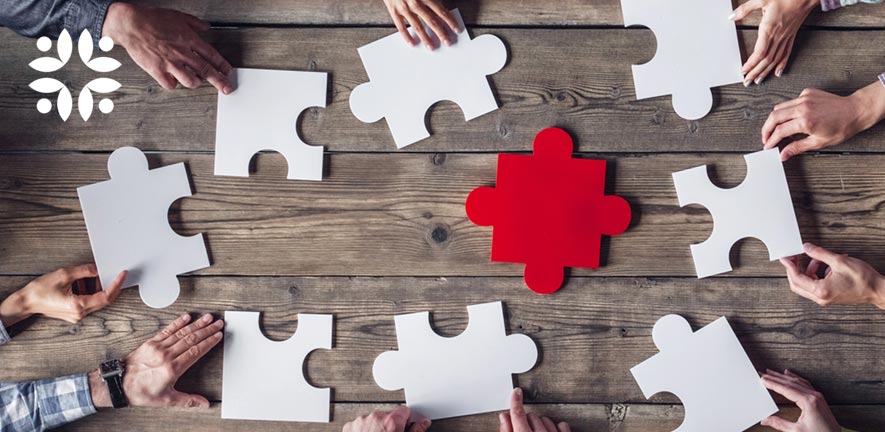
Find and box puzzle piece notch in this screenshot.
[631,315,777,432]
[672,148,803,278]
[349,9,507,148]
[621,0,743,120]
[222,311,333,423]
[466,128,632,294]
[214,68,326,181]
[373,301,537,420]
[77,146,209,309]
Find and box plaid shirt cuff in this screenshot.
[821,0,844,11]
[879,73,885,88]
[0,321,9,346]
[35,373,97,429]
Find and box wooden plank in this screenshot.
[2,276,884,405]
[56,403,885,432]
[135,0,885,27]
[1,152,883,277]
[2,27,884,153]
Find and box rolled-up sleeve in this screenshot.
[821,0,883,12]
[0,374,97,432]
[0,0,114,40]
[0,321,9,346]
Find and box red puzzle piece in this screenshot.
[466,128,631,294]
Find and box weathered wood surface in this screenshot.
[2,276,883,406]
[136,0,885,27]
[2,27,884,154]
[1,152,883,277]
[56,403,885,432]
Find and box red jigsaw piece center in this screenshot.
[466,128,632,294]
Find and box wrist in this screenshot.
[88,369,113,409]
[0,289,34,327]
[101,2,136,47]
[851,81,885,132]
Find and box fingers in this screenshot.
[57,264,99,283]
[764,119,803,150]
[401,8,434,49]
[424,1,460,34]
[729,0,762,21]
[168,390,210,408]
[744,33,782,86]
[168,317,224,358]
[541,416,558,431]
[528,413,548,431]
[779,257,828,304]
[192,40,234,93]
[411,2,451,46]
[805,258,822,279]
[802,242,843,268]
[499,413,514,432]
[386,406,412,431]
[167,63,201,89]
[557,422,572,432]
[775,34,796,77]
[754,35,790,84]
[152,313,193,342]
[170,321,223,373]
[762,371,808,403]
[77,270,127,313]
[742,25,772,84]
[390,8,416,46]
[162,312,215,348]
[780,137,818,161]
[408,418,432,432]
[760,414,796,431]
[508,388,532,432]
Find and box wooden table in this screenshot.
[1,1,883,430]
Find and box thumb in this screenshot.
[780,137,818,161]
[729,0,762,21]
[387,405,412,431]
[760,414,795,431]
[99,270,127,303]
[803,243,843,268]
[168,391,210,408]
[409,418,432,432]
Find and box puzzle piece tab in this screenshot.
[621,0,743,120]
[349,9,507,149]
[672,148,803,278]
[222,311,333,423]
[215,68,326,181]
[77,147,209,309]
[373,301,537,420]
[466,128,631,294]
[631,315,778,432]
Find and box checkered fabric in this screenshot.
[0,374,96,432]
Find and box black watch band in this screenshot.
[99,360,129,409]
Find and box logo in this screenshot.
[29,29,122,121]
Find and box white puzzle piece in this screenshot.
[349,9,507,149]
[373,301,537,420]
[222,311,333,423]
[672,148,803,278]
[77,147,209,309]
[621,0,743,120]
[631,315,777,432]
[215,68,326,181]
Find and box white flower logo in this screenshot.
[29,29,122,121]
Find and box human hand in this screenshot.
[101,3,233,93]
[730,0,819,85]
[90,313,224,408]
[762,83,885,160]
[382,0,460,49]
[779,243,885,309]
[342,405,431,432]
[0,264,126,327]
[499,388,571,432]
[760,369,841,432]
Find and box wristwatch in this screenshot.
[99,359,129,408]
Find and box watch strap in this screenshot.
[104,372,128,408]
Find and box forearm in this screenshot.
[851,80,885,132]
[0,290,33,330]
[0,374,97,432]
[87,369,113,409]
[0,0,114,40]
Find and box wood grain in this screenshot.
[56,403,885,432]
[133,0,885,27]
[1,152,883,277]
[2,276,883,406]
[2,27,884,153]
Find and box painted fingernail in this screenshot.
[743,80,750,87]
[180,313,191,321]
[775,69,783,77]
[754,76,763,85]
[727,11,736,20]
[202,313,213,322]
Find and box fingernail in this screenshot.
[180,313,191,322]
[775,69,783,77]
[499,413,507,424]
[422,419,431,427]
[202,313,213,322]
[743,80,750,87]
[754,76,763,85]
[214,332,223,339]
[803,243,814,252]
[514,388,522,399]
[727,11,736,20]
[222,85,233,94]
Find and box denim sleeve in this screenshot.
[821,0,883,12]
[0,0,115,40]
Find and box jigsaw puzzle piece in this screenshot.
[215,68,326,181]
[672,148,803,278]
[222,311,333,423]
[621,0,743,120]
[466,128,631,294]
[349,9,507,149]
[373,301,537,420]
[77,147,209,309]
[631,315,777,432]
